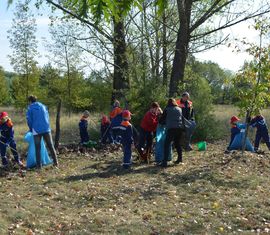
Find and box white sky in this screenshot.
[0,1,260,73]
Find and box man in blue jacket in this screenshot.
[26,95,58,169]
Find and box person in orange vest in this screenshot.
[79,110,90,144]
[0,112,24,169]
[110,100,123,143]
[119,110,138,169]
[176,92,195,151]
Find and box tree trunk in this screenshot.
[112,17,129,102]
[54,99,62,150]
[162,9,168,87]
[169,0,193,97]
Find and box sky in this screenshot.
[0,1,259,73]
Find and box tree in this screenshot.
[7,0,38,105]
[169,0,270,96]
[47,20,86,115]
[0,67,10,105]
[232,19,270,152]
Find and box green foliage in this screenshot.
[0,67,11,105]
[10,66,40,108]
[182,66,222,141]
[127,81,167,127]
[7,0,38,107]
[233,18,270,116]
[189,57,234,104]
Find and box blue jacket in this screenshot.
[111,113,123,129]
[119,120,138,145]
[79,117,89,143]
[228,124,241,148]
[26,102,51,134]
[250,115,268,133]
[0,119,15,143]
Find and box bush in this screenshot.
[182,67,224,141]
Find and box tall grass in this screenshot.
[2,105,270,154]
[0,107,101,153]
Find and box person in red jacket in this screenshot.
[138,102,162,160]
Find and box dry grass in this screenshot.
[1,106,270,234]
[0,143,270,234]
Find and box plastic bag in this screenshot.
[24,132,53,168]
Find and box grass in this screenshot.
[0,105,270,234]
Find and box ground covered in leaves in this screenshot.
[0,142,270,235]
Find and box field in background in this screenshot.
[0,107,100,153]
[3,104,270,153]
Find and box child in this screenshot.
[138,102,162,160]
[249,114,270,151]
[110,100,123,143]
[100,115,113,144]
[119,110,138,169]
[79,110,90,144]
[227,115,254,152]
[227,115,241,150]
[0,112,24,168]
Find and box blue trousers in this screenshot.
[122,143,132,168]
[254,130,270,150]
[0,139,20,166]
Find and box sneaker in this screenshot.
[174,159,182,164]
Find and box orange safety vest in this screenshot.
[110,107,122,119]
[176,99,192,108]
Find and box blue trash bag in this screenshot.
[155,125,172,162]
[228,127,254,152]
[24,132,53,168]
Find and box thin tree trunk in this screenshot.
[162,9,168,87]
[55,99,62,149]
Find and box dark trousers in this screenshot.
[0,139,20,166]
[101,125,113,144]
[138,128,153,151]
[34,132,58,168]
[122,143,132,168]
[112,128,122,143]
[163,128,183,163]
[254,130,270,150]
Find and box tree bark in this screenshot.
[54,99,62,149]
[112,17,129,102]
[169,0,193,97]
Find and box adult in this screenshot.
[26,95,58,169]
[138,102,162,160]
[176,92,195,151]
[159,98,184,167]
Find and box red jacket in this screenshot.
[140,111,158,132]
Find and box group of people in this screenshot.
[1,92,269,171]
[227,114,270,152]
[0,95,58,170]
[79,92,195,169]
